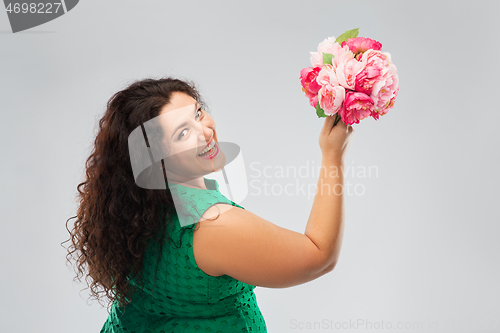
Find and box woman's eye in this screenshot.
[178,108,203,140]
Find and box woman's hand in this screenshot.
[319,115,354,163]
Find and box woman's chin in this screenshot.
[213,153,227,171]
[198,152,226,173]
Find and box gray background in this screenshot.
[1,0,499,332]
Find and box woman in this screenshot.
[64,77,354,332]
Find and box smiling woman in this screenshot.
[62,77,268,332]
[63,76,353,333]
[156,92,227,188]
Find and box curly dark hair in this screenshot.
[62,76,209,310]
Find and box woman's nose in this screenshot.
[199,127,213,144]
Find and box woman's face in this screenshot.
[158,91,226,183]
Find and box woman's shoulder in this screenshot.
[168,178,244,229]
[198,201,242,222]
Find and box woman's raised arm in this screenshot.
[193,116,354,288]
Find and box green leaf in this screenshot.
[335,28,359,45]
[322,52,333,65]
[316,101,327,118]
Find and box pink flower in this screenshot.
[310,36,344,67]
[358,49,392,72]
[354,65,382,95]
[387,86,399,110]
[300,66,322,107]
[317,36,338,54]
[336,56,365,90]
[355,49,394,95]
[341,37,382,55]
[373,85,398,120]
[371,64,399,116]
[318,83,346,116]
[323,44,365,90]
[332,44,354,68]
[310,52,324,68]
[316,64,339,86]
[311,41,365,90]
[309,95,319,108]
[339,91,374,125]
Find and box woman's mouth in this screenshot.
[197,139,219,159]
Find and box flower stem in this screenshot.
[333,113,342,127]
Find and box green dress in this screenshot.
[100,177,267,332]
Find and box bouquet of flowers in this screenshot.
[300,28,399,126]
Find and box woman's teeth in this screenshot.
[198,140,216,156]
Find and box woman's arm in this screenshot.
[193,202,335,288]
[193,159,345,288]
[304,157,345,272]
[193,117,352,288]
